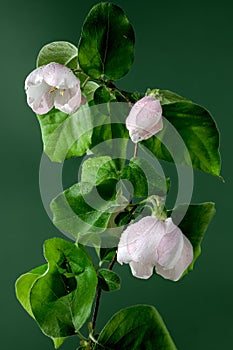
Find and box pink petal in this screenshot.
[43,62,80,89]
[26,80,54,114]
[127,217,165,265]
[129,261,154,279]
[155,234,193,281]
[117,227,132,264]
[156,218,184,269]
[126,96,163,143]
[25,66,45,89]
[54,85,82,114]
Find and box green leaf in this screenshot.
[169,202,216,272]
[98,269,120,291]
[78,2,135,80]
[16,265,66,348]
[147,88,190,105]
[29,238,97,338]
[83,81,100,103]
[16,264,48,317]
[144,101,221,176]
[52,337,66,349]
[51,182,128,241]
[93,305,177,349]
[121,157,169,197]
[36,41,78,69]
[37,106,92,162]
[100,247,116,262]
[81,156,119,185]
[94,85,117,104]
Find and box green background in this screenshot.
[1,0,232,349]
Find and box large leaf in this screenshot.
[78,2,135,80]
[37,106,92,162]
[121,157,169,197]
[15,264,66,348]
[169,202,216,272]
[94,305,177,349]
[81,156,119,185]
[144,101,221,176]
[29,238,97,338]
[36,41,78,69]
[51,181,128,242]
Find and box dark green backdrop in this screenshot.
[1,0,232,349]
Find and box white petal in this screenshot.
[129,261,154,279]
[26,80,54,114]
[126,217,166,265]
[117,227,132,264]
[25,66,45,90]
[155,234,193,281]
[156,218,184,269]
[43,62,80,89]
[54,86,82,114]
[126,96,163,142]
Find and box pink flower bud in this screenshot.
[25,62,86,115]
[126,96,163,143]
[117,216,193,281]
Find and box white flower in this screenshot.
[117,216,193,281]
[126,96,163,143]
[25,62,86,115]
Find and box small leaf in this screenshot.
[83,81,100,103]
[36,41,78,69]
[37,106,92,162]
[78,2,135,80]
[30,238,97,338]
[169,202,216,272]
[100,247,116,263]
[94,305,177,349]
[98,269,120,291]
[147,88,190,105]
[144,101,221,176]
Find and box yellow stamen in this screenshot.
[49,86,57,93]
[59,90,64,96]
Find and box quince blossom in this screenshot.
[126,96,163,143]
[117,216,193,281]
[25,62,85,115]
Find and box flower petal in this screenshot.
[54,86,83,114]
[123,217,166,265]
[25,66,45,90]
[129,261,154,279]
[43,62,80,89]
[26,80,54,114]
[126,96,163,143]
[117,226,132,264]
[156,218,184,269]
[155,234,193,281]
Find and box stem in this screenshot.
[82,76,90,88]
[91,252,117,332]
[91,287,102,331]
[133,143,138,158]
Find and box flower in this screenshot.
[126,96,163,143]
[117,216,193,281]
[25,62,86,115]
